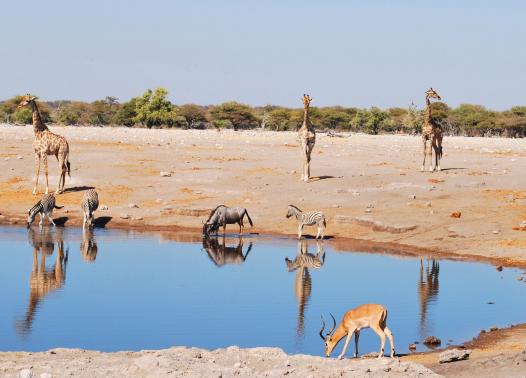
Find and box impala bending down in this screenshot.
[319,304,395,359]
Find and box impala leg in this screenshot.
[384,326,396,357]
[354,330,360,358]
[33,154,41,195]
[42,155,49,194]
[338,328,356,360]
[371,324,387,358]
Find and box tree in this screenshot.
[133,88,179,128]
[209,102,259,130]
[402,102,423,134]
[178,104,207,128]
[111,98,137,127]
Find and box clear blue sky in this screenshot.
[1,0,525,109]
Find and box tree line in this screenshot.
[1,88,525,137]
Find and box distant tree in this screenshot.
[209,102,259,130]
[111,98,137,127]
[178,104,207,128]
[266,108,293,131]
[318,107,353,130]
[105,96,119,107]
[402,102,423,134]
[133,88,179,128]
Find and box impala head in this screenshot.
[302,94,312,108]
[319,313,337,357]
[17,94,37,109]
[425,87,441,101]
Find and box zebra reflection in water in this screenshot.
[202,235,253,267]
[80,228,98,263]
[16,227,68,335]
[285,240,325,342]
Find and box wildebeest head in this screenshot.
[203,222,219,235]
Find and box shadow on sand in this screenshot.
[63,186,96,193]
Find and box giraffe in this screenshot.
[17,94,71,194]
[16,227,67,335]
[298,94,316,182]
[421,88,443,172]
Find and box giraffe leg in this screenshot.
[42,155,49,194]
[421,139,427,172]
[431,138,439,172]
[56,156,66,194]
[33,154,41,195]
[436,134,443,171]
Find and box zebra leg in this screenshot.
[82,212,86,229]
[315,226,321,239]
[48,213,56,226]
[39,213,44,227]
[298,224,303,239]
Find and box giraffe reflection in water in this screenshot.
[418,258,440,337]
[202,235,253,267]
[16,227,68,335]
[80,228,98,263]
[285,240,325,341]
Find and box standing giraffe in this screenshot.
[17,95,71,194]
[421,88,443,172]
[298,94,316,182]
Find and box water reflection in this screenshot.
[418,258,440,336]
[80,228,98,263]
[16,227,68,335]
[202,235,253,267]
[285,240,325,342]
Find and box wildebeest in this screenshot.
[202,235,253,267]
[203,205,254,235]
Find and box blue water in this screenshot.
[0,225,525,357]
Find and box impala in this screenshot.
[319,304,396,359]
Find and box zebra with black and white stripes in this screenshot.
[27,193,63,228]
[286,204,326,239]
[81,189,99,228]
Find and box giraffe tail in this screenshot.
[66,159,71,178]
[438,145,443,160]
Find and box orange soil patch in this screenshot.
[501,239,526,248]
[206,157,245,162]
[428,178,445,183]
[468,171,489,176]
[0,153,17,157]
[371,161,389,166]
[282,143,299,148]
[246,167,281,175]
[483,189,526,200]
[77,140,138,151]
[5,176,24,185]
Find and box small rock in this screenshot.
[492,230,500,234]
[17,155,23,160]
[408,344,417,351]
[100,205,109,210]
[290,170,296,174]
[131,216,143,221]
[155,199,162,204]
[365,208,372,213]
[426,202,432,207]
[119,214,130,219]
[19,369,32,378]
[439,349,472,363]
[409,194,416,200]
[128,203,139,208]
[160,171,171,177]
[451,211,462,218]
[490,325,498,331]
[40,374,52,378]
[423,335,441,346]
[517,276,523,281]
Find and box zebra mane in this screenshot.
[29,200,42,214]
[205,204,227,223]
[288,204,302,212]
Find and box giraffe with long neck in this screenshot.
[421,87,443,172]
[298,94,316,182]
[17,94,71,194]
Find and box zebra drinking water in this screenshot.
[81,189,99,228]
[286,204,326,239]
[27,193,63,228]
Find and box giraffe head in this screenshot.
[302,94,312,108]
[17,94,38,109]
[425,88,441,101]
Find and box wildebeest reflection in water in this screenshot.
[80,228,98,263]
[16,227,68,335]
[202,235,253,267]
[418,258,440,337]
[285,240,325,341]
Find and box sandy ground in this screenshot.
[1,124,525,376]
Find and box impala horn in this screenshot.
[327,313,336,336]
[319,315,326,340]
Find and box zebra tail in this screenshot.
[244,210,254,227]
[323,217,327,228]
[54,205,64,209]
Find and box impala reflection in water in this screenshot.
[285,240,325,342]
[16,227,68,335]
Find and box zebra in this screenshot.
[203,205,254,236]
[27,193,63,228]
[81,189,99,228]
[286,204,326,239]
[286,240,326,272]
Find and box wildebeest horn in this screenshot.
[319,315,326,340]
[327,313,336,336]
